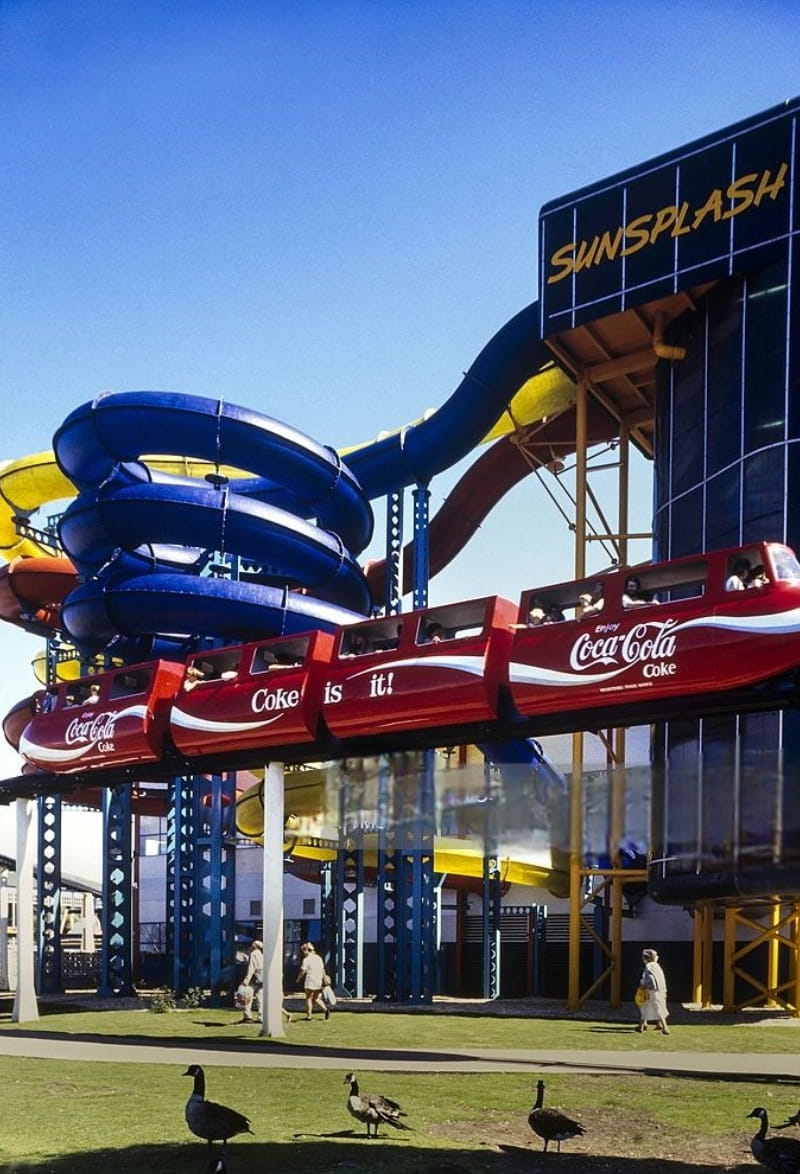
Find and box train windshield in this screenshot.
[769,544,800,581]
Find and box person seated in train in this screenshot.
[578,581,604,618]
[343,632,368,657]
[541,603,566,624]
[747,563,768,588]
[725,557,751,590]
[511,598,545,629]
[183,664,206,691]
[622,575,657,608]
[86,683,100,704]
[423,621,444,643]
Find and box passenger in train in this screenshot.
[578,581,604,618]
[424,622,443,643]
[511,599,545,629]
[725,557,751,591]
[183,665,206,691]
[748,563,768,588]
[541,604,565,624]
[86,683,100,704]
[622,575,656,608]
[343,632,368,657]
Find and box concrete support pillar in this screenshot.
[0,873,9,990]
[13,799,39,1022]
[260,761,286,1038]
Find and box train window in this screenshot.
[341,631,370,657]
[771,546,800,580]
[111,669,152,698]
[251,648,278,674]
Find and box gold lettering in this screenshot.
[671,200,692,236]
[593,227,623,266]
[723,172,757,220]
[621,214,652,256]
[691,187,723,230]
[649,206,678,244]
[547,241,576,284]
[573,235,600,272]
[753,162,788,205]
[547,160,790,288]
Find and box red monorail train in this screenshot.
[15,541,800,776]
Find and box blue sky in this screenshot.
[1,0,799,866]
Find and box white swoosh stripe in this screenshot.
[171,708,282,734]
[345,654,485,681]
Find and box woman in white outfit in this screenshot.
[297,941,328,1020]
[637,947,670,1034]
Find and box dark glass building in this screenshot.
[539,98,800,903]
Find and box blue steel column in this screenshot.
[319,861,337,979]
[99,783,134,996]
[385,490,404,614]
[336,763,364,997]
[193,772,237,1003]
[375,755,397,1001]
[411,485,430,610]
[166,774,197,995]
[396,750,436,1003]
[37,794,62,994]
[37,628,71,995]
[482,761,502,999]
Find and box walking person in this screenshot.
[636,947,670,1034]
[239,938,263,1022]
[296,941,328,1020]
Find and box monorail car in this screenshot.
[169,629,335,757]
[19,660,184,773]
[317,594,517,739]
[509,541,800,725]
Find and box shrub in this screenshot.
[182,986,205,1009]
[148,987,177,1013]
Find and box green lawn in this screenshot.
[0,998,797,1170]
[0,1057,784,1173]
[2,999,798,1055]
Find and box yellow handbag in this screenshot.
[634,986,648,1006]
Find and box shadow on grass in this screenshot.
[0,1138,758,1174]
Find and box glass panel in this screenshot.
[744,260,788,455]
[706,280,743,477]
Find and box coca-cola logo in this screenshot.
[65,709,118,747]
[569,619,678,673]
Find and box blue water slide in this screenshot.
[54,392,375,652]
[52,301,547,656]
[345,301,547,496]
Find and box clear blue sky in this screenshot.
[1,0,799,866]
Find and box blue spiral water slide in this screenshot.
[54,302,549,657]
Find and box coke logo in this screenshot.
[65,710,118,747]
[569,619,679,673]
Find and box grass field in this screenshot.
[0,997,797,1172]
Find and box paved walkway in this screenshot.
[0,1030,798,1081]
[0,994,798,1082]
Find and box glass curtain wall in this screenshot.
[650,253,800,901]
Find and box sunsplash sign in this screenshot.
[540,98,799,333]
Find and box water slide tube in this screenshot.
[52,392,376,654]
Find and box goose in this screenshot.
[528,1079,586,1153]
[747,1107,800,1172]
[183,1064,253,1159]
[776,1109,800,1131]
[343,1071,411,1138]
